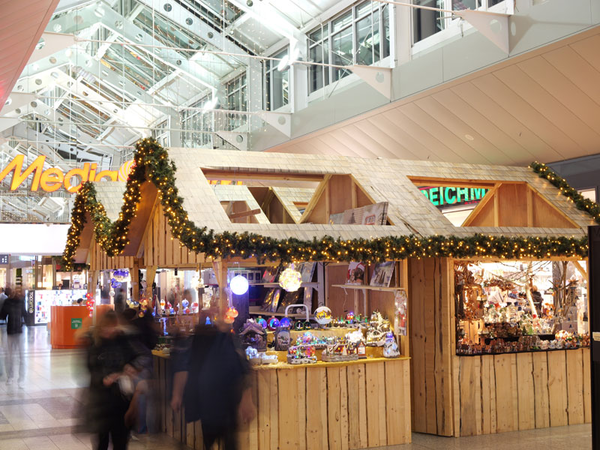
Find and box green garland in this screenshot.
[61,139,591,270]
[530,161,600,225]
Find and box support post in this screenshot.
[212,260,228,316]
[145,266,158,313]
[131,260,140,301]
[588,226,600,449]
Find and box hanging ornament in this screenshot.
[230,275,249,295]
[279,265,302,292]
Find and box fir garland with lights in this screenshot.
[530,161,600,225]
[61,139,591,270]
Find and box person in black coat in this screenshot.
[0,287,27,385]
[84,311,150,450]
[170,310,255,450]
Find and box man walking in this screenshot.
[0,288,27,386]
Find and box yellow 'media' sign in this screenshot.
[0,155,135,193]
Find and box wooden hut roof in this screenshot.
[65,141,594,266]
[164,148,593,239]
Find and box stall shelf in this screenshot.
[62,138,598,441]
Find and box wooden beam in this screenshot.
[462,183,502,227]
[572,260,587,279]
[228,208,261,220]
[300,174,332,224]
[136,195,159,259]
[493,190,500,227]
[202,169,324,183]
[526,186,534,227]
[408,176,497,189]
[212,259,228,316]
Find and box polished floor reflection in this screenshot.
[0,326,591,450]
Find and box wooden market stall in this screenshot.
[62,139,596,445]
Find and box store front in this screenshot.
[62,139,596,445]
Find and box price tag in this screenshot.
[593,332,600,342]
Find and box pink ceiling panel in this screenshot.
[0,0,60,109]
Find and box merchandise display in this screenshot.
[455,261,589,355]
[28,289,88,324]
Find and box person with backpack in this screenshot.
[170,309,255,450]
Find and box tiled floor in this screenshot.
[0,325,592,450]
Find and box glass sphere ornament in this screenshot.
[279,317,292,328]
[230,275,249,295]
[314,306,333,326]
[279,265,302,292]
[226,307,239,318]
[256,317,267,329]
[182,299,189,308]
[267,316,280,331]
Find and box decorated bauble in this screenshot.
[182,299,189,308]
[109,290,115,297]
[346,311,355,323]
[279,317,292,328]
[226,307,239,318]
[278,265,302,292]
[267,316,280,331]
[256,317,267,329]
[314,306,332,325]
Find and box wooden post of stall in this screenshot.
[212,260,228,316]
[145,266,158,313]
[131,260,140,301]
[87,271,98,296]
[398,260,409,357]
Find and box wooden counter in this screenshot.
[153,353,412,449]
[455,348,591,437]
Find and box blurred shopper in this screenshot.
[170,310,255,450]
[121,308,157,433]
[114,288,126,316]
[85,310,150,450]
[0,287,27,386]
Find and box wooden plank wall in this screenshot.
[408,257,455,437]
[88,237,135,271]
[154,357,411,450]
[143,203,204,268]
[456,348,591,436]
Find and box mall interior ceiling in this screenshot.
[0,0,599,224]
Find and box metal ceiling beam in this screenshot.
[136,0,250,56]
[226,0,305,42]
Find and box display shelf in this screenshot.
[332,284,405,293]
[248,306,313,318]
[250,282,319,288]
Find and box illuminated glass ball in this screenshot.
[182,299,189,308]
[230,275,249,295]
[279,317,292,328]
[314,306,332,325]
[267,317,280,331]
[279,267,302,292]
[256,317,267,329]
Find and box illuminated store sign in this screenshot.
[420,186,488,207]
[0,155,134,193]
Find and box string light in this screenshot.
[60,139,594,270]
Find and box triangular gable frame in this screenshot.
[462,182,579,229]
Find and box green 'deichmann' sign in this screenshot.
[420,186,488,208]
